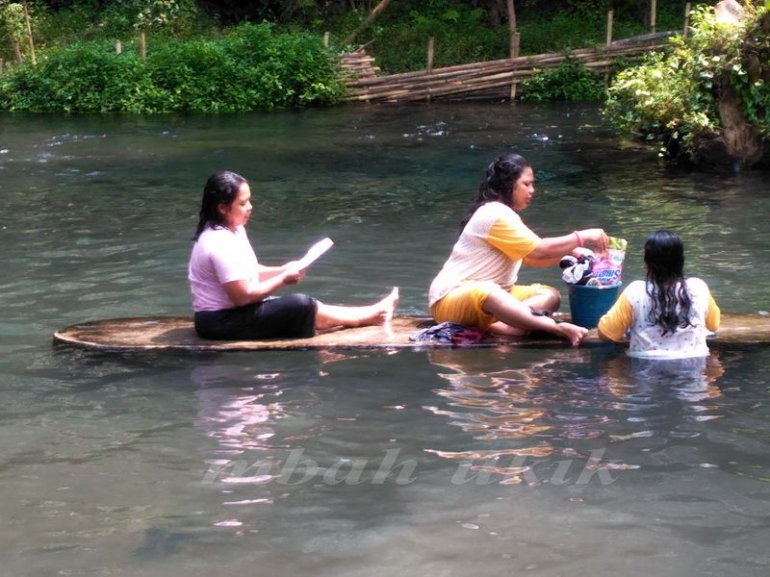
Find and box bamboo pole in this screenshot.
[346,43,665,88]
[345,61,628,101]
[650,0,657,35]
[355,71,539,102]
[343,59,644,101]
[347,72,563,101]
[343,0,394,46]
[683,3,692,40]
[140,30,146,61]
[340,39,669,102]
[22,0,36,65]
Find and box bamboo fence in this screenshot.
[339,36,674,103]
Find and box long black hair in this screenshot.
[460,153,531,231]
[193,170,248,241]
[644,230,694,335]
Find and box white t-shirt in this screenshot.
[188,225,258,312]
[598,278,720,359]
[428,202,540,307]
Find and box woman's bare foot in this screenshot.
[350,287,399,327]
[368,287,399,326]
[315,288,399,331]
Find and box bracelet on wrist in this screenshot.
[573,231,584,248]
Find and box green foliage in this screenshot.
[518,9,605,54]
[736,8,770,135]
[521,56,605,101]
[1,1,29,62]
[0,40,161,112]
[342,5,508,73]
[322,1,708,74]
[31,0,215,49]
[0,23,345,113]
[604,4,770,158]
[1,2,26,42]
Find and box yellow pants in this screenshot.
[431,281,552,329]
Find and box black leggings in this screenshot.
[194,294,317,340]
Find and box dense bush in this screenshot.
[604,4,770,163]
[0,0,214,62]
[0,23,345,113]
[521,56,606,101]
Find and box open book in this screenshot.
[296,237,334,270]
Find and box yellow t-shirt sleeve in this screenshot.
[597,291,634,341]
[705,292,721,331]
[486,217,540,261]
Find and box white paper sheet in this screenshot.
[296,237,334,270]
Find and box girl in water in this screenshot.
[598,230,720,358]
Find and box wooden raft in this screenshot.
[52,313,770,353]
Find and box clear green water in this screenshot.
[2,103,770,576]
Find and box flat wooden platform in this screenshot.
[52,313,770,353]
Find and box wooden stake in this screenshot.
[115,40,122,55]
[0,59,4,75]
[605,10,614,87]
[507,0,519,102]
[510,31,520,101]
[22,0,36,65]
[140,30,146,61]
[683,3,691,40]
[507,0,517,59]
[323,32,330,48]
[650,0,657,35]
[426,37,435,74]
[426,37,435,102]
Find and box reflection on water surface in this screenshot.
[425,348,731,485]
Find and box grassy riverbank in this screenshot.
[0,1,707,113]
[318,2,698,74]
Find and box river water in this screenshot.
[2,103,770,576]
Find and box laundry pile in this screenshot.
[560,237,628,287]
[409,322,488,345]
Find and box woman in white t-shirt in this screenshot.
[188,171,398,340]
[598,230,720,358]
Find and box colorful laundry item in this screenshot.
[410,322,489,345]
